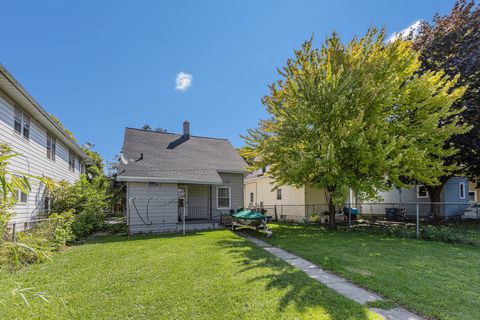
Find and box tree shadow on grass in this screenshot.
[216,234,375,320]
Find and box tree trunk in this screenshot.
[427,183,445,223]
[327,186,336,228]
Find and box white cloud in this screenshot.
[175,72,193,91]
[387,20,422,42]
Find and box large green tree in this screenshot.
[244,29,468,225]
[413,0,480,203]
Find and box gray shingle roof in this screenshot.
[117,128,247,183]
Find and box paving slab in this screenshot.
[239,233,427,320]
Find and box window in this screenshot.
[469,191,477,202]
[13,107,30,139]
[13,176,27,204]
[80,162,85,174]
[249,192,254,204]
[416,185,429,199]
[68,151,75,171]
[276,188,282,200]
[46,133,56,161]
[217,187,230,209]
[44,190,51,212]
[459,182,466,199]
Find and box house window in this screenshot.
[46,133,56,161]
[13,176,27,204]
[80,162,85,174]
[13,107,30,140]
[249,192,254,204]
[459,182,466,199]
[44,189,51,212]
[416,185,429,199]
[276,188,282,200]
[217,187,231,209]
[469,191,477,202]
[68,151,75,171]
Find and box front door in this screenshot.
[178,186,187,221]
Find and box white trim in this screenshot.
[116,175,222,184]
[416,185,429,199]
[217,186,231,209]
[459,182,466,199]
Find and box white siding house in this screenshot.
[0,65,92,223]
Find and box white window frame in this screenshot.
[416,185,429,199]
[469,191,477,202]
[217,186,231,209]
[13,107,30,140]
[249,192,254,204]
[459,182,466,199]
[276,188,282,200]
[68,150,75,171]
[46,132,56,161]
[13,175,28,205]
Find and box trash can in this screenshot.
[385,208,397,221]
[343,207,358,220]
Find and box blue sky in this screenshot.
[0,0,455,163]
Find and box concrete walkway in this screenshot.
[241,234,426,320]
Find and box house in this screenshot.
[0,64,92,223]
[468,178,479,202]
[244,167,328,220]
[360,177,471,218]
[117,122,248,234]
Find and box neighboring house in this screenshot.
[117,121,248,234]
[468,178,479,202]
[0,65,92,223]
[244,168,327,220]
[361,177,470,217]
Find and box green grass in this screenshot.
[0,230,380,320]
[249,223,480,320]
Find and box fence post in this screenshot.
[348,203,352,227]
[416,203,420,238]
[12,223,16,242]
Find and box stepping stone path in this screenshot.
[241,233,426,320]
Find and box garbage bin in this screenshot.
[343,207,358,220]
[385,208,397,221]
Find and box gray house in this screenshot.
[117,121,247,234]
[361,177,470,218]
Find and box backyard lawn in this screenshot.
[0,230,380,320]
[248,223,480,320]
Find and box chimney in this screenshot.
[183,120,190,139]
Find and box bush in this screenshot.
[0,210,75,271]
[310,213,321,223]
[71,211,106,239]
[51,175,109,239]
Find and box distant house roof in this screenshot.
[117,127,248,184]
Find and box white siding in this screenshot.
[126,182,178,234]
[0,90,83,222]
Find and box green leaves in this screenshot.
[245,28,468,204]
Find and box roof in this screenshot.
[117,128,248,184]
[0,64,93,165]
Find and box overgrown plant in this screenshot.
[51,175,109,239]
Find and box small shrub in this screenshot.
[71,211,106,239]
[310,213,321,223]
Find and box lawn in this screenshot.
[250,223,480,320]
[0,230,380,320]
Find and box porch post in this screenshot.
[209,185,213,220]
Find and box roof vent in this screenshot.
[183,120,190,140]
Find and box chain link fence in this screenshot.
[249,202,480,246]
